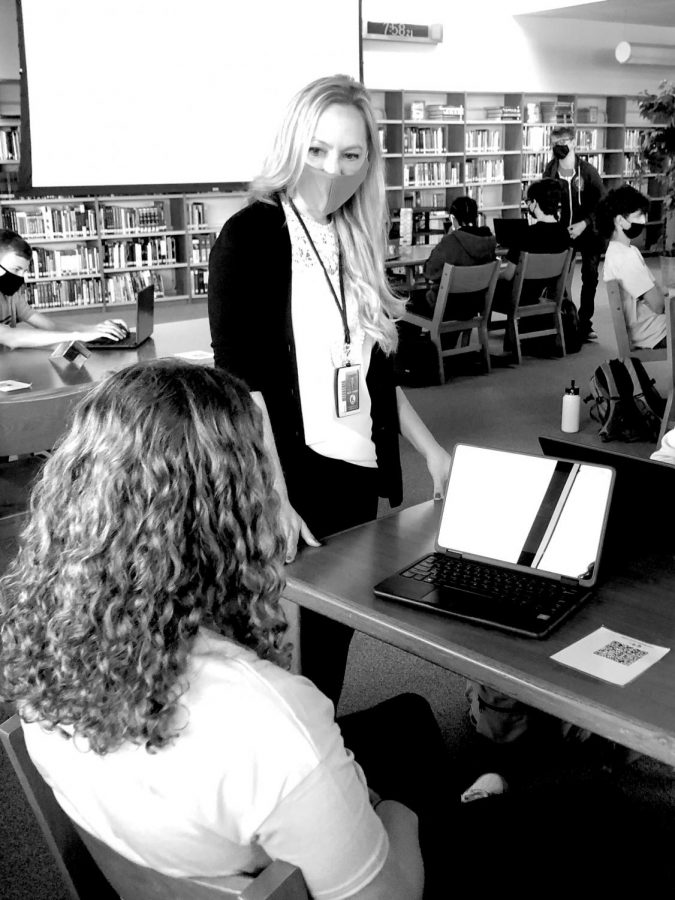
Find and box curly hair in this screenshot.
[0,360,287,754]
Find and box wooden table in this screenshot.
[284,501,675,767]
[0,318,212,456]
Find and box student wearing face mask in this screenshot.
[0,230,128,348]
[543,126,605,342]
[208,75,451,705]
[599,185,667,350]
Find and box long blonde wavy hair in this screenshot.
[250,74,405,353]
[0,361,287,754]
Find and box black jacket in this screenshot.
[543,156,605,233]
[207,197,403,506]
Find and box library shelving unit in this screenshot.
[0,191,247,313]
[370,88,665,252]
[0,79,20,197]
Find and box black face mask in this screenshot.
[623,221,645,240]
[552,143,570,160]
[0,266,24,296]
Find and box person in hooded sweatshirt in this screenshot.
[423,196,497,315]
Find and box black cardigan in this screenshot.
[207,198,403,506]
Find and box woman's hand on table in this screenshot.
[425,444,452,499]
[278,497,321,564]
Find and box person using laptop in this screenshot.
[599,185,668,350]
[421,196,497,312]
[0,229,128,349]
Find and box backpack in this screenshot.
[585,357,665,443]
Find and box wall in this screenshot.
[0,0,20,80]
[362,0,675,95]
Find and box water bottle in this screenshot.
[561,380,580,433]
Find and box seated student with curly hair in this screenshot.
[599,185,668,349]
[0,359,472,899]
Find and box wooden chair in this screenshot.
[0,714,309,900]
[605,279,668,362]
[657,294,675,444]
[489,248,574,365]
[400,259,500,383]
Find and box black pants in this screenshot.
[572,231,604,332]
[285,447,379,706]
[339,694,673,897]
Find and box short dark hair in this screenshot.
[551,125,574,142]
[0,229,31,260]
[596,186,650,239]
[449,196,479,228]
[527,178,563,217]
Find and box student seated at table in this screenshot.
[1,359,467,899]
[651,425,675,465]
[421,196,497,313]
[492,177,571,313]
[599,185,668,350]
[0,229,127,349]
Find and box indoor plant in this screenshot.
[639,80,675,285]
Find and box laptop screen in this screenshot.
[135,285,155,341]
[438,444,614,583]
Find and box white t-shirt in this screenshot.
[603,241,666,349]
[651,426,675,465]
[23,629,388,899]
[283,198,377,468]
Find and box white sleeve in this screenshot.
[616,249,655,302]
[650,427,675,465]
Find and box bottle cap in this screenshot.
[565,379,580,395]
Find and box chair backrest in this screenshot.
[434,259,501,326]
[605,278,668,361]
[511,248,573,309]
[0,387,86,457]
[0,715,309,900]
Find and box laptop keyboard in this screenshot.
[401,553,580,623]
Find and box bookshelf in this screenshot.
[0,191,247,312]
[371,88,665,252]
[0,79,20,197]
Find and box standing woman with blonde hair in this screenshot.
[208,74,451,703]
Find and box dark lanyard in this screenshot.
[288,197,350,352]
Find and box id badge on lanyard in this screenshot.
[335,362,361,417]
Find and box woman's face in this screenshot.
[306,103,368,176]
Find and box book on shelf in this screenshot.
[403,161,461,187]
[425,104,464,121]
[101,203,166,234]
[191,234,212,264]
[404,127,447,154]
[190,268,209,295]
[485,105,520,121]
[576,129,599,151]
[0,125,20,161]
[525,101,574,124]
[465,157,504,183]
[24,278,103,309]
[523,125,551,152]
[1,204,96,238]
[522,152,548,178]
[190,201,205,227]
[466,129,502,152]
[625,129,644,151]
[103,236,177,270]
[30,244,100,278]
[105,270,165,305]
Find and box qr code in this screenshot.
[594,640,647,666]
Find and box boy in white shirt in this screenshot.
[599,186,668,350]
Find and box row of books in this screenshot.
[189,201,206,227]
[625,129,645,151]
[105,271,165,305]
[191,235,213,264]
[408,102,464,121]
[101,204,166,234]
[403,162,461,187]
[485,106,520,120]
[102,237,178,270]
[622,160,642,177]
[0,127,20,161]
[24,279,103,309]
[466,129,502,152]
[465,158,505,183]
[1,204,97,238]
[464,185,485,207]
[402,190,447,209]
[524,101,574,124]
[404,127,448,154]
[29,245,100,278]
[522,126,554,152]
[190,269,209,295]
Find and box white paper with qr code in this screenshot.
[551,627,670,686]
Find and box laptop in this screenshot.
[87,285,154,349]
[493,217,528,250]
[539,435,675,562]
[374,443,615,638]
